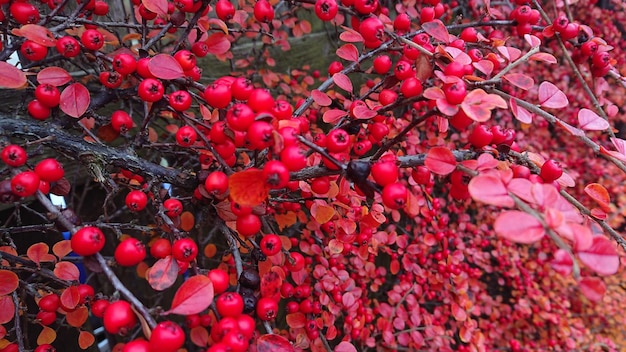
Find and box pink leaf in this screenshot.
[165,275,214,315]
[503,73,534,90]
[510,98,533,124]
[334,341,358,352]
[524,34,541,48]
[550,249,573,276]
[333,73,353,93]
[579,276,606,302]
[577,236,619,276]
[494,211,545,244]
[37,67,72,86]
[0,62,27,89]
[322,109,347,123]
[423,87,445,100]
[538,81,568,109]
[436,98,459,116]
[578,108,610,131]
[422,20,449,43]
[424,147,457,175]
[473,60,494,76]
[461,88,507,122]
[148,54,184,80]
[336,44,359,62]
[339,26,363,43]
[60,83,90,118]
[351,104,377,120]
[13,24,57,47]
[311,90,332,106]
[468,174,514,207]
[584,183,611,212]
[529,52,557,64]
[507,178,534,203]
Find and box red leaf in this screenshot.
[510,98,533,124]
[147,256,180,291]
[336,44,359,62]
[228,168,270,207]
[0,62,27,89]
[285,312,306,329]
[322,109,347,123]
[27,243,56,266]
[578,108,609,131]
[461,88,507,122]
[60,83,90,118]
[334,342,358,352]
[52,240,72,259]
[494,211,545,244]
[423,87,445,100]
[190,326,210,347]
[503,73,534,90]
[260,271,282,301]
[424,147,457,175]
[422,19,450,43]
[579,276,606,302]
[60,286,81,310]
[333,73,353,93]
[256,334,295,352]
[538,81,568,109]
[12,24,56,47]
[339,26,364,43]
[472,60,494,76]
[577,236,619,276]
[205,33,231,55]
[311,90,332,106]
[584,183,611,212]
[0,270,18,295]
[54,261,80,281]
[0,295,14,324]
[165,275,214,315]
[37,67,72,86]
[148,54,184,80]
[142,0,168,15]
[78,331,95,349]
[468,174,514,207]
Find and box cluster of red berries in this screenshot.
[0,144,64,200]
[509,4,541,35]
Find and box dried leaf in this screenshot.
[37,326,56,345]
[78,331,95,349]
[27,243,56,266]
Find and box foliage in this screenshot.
[0,0,626,351]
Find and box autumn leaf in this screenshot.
[333,73,353,93]
[60,83,90,118]
[54,261,80,281]
[205,33,231,55]
[38,326,56,345]
[228,168,270,207]
[311,90,332,106]
[0,271,18,296]
[494,211,545,244]
[578,108,610,131]
[37,67,72,86]
[148,54,184,80]
[584,183,611,212]
[78,331,95,349]
[66,306,89,327]
[422,19,450,43]
[164,275,214,316]
[256,334,295,352]
[538,81,568,109]
[60,286,81,310]
[0,62,26,89]
[0,295,14,324]
[336,44,359,62]
[27,243,56,266]
[12,24,57,47]
[460,88,507,122]
[576,236,619,276]
[424,147,457,175]
[579,276,606,302]
[147,256,179,291]
[468,174,514,207]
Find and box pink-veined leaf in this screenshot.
[494,211,545,244]
[509,98,533,124]
[37,67,72,86]
[460,88,507,122]
[503,73,534,90]
[550,249,573,276]
[584,183,611,212]
[424,147,457,175]
[322,109,347,123]
[422,19,450,43]
[142,0,168,15]
[334,341,358,352]
[0,62,27,89]
[60,83,90,118]
[577,236,619,276]
[205,33,231,55]
[339,26,364,43]
[468,174,514,207]
[336,44,359,62]
[333,73,353,93]
[13,24,56,47]
[164,275,214,315]
[529,52,557,64]
[538,81,568,109]
[148,54,184,80]
[147,256,179,291]
[311,90,332,106]
[578,108,610,131]
[579,276,606,302]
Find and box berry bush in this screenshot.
[0,0,626,351]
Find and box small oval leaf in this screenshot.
[577,236,619,276]
[494,211,545,244]
[60,83,90,118]
[0,62,27,89]
[147,256,179,291]
[424,147,457,175]
[37,67,72,86]
[0,271,18,295]
[228,168,270,207]
[578,108,610,131]
[538,81,568,109]
[336,44,359,62]
[148,54,184,80]
[333,73,353,93]
[165,275,214,316]
[54,261,80,281]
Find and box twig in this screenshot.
[13,292,24,352]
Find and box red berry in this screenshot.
[216,292,244,317]
[171,238,198,262]
[1,145,27,167]
[540,159,563,182]
[138,78,164,102]
[71,226,105,256]
[208,269,230,294]
[150,238,172,259]
[103,300,137,335]
[125,190,148,211]
[35,84,61,107]
[175,125,197,147]
[34,158,64,182]
[149,321,185,352]
[11,171,40,197]
[236,213,261,237]
[315,0,338,21]
[256,297,278,321]
[382,182,408,209]
[114,237,146,266]
[259,234,282,256]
